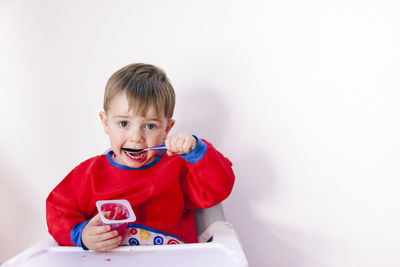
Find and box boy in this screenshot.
[46,63,235,252]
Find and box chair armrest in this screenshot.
[194,203,226,239]
[197,221,233,243]
[205,223,248,267]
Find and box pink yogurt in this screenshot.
[96,200,136,237]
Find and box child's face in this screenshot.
[100,93,175,168]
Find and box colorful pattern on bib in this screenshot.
[121,224,184,246]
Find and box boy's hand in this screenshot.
[165,132,197,156]
[81,213,122,252]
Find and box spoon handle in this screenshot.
[149,145,167,151]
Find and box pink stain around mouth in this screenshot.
[105,258,111,261]
[124,150,148,164]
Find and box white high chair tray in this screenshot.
[3,228,248,267]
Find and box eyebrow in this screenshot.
[112,115,130,119]
[147,118,163,122]
[112,115,162,122]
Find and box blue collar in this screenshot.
[106,151,161,170]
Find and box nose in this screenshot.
[128,126,144,143]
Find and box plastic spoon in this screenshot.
[145,145,167,151]
[122,145,166,153]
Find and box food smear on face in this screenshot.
[124,150,147,161]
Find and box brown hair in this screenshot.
[104,63,175,118]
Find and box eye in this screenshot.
[120,121,129,128]
[145,124,156,130]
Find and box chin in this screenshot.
[125,156,155,168]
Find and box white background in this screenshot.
[1,0,400,266]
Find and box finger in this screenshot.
[165,137,177,155]
[180,135,195,154]
[168,136,178,152]
[175,138,186,154]
[93,230,119,242]
[93,235,122,252]
[179,137,195,154]
[88,213,102,226]
[166,150,176,156]
[182,139,193,154]
[87,225,111,235]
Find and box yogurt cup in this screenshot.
[96,200,136,236]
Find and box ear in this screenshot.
[99,111,110,135]
[163,119,175,140]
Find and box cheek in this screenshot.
[159,132,168,141]
[146,130,164,138]
[145,135,163,145]
[109,133,123,145]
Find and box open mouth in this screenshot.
[122,148,145,153]
[122,148,147,160]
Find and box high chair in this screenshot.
[3,203,248,267]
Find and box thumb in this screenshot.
[88,213,102,226]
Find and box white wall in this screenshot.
[1,0,400,266]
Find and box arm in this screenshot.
[165,133,235,209]
[46,166,88,246]
[46,162,121,251]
